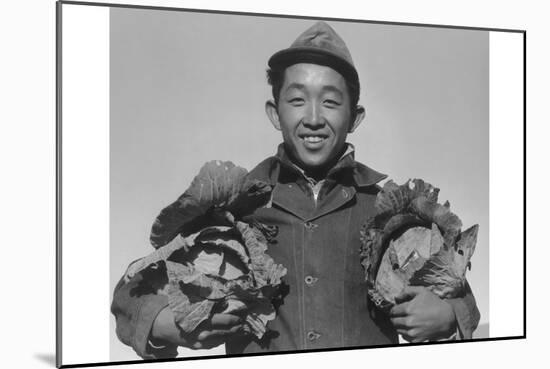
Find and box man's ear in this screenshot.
[265,100,281,131]
[349,105,366,133]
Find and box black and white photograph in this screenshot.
[108,7,490,361]
[52,1,526,368]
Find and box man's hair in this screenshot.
[266,66,361,116]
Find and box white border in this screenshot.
[489,32,524,338]
[56,1,525,368]
[60,0,528,30]
[5,1,546,369]
[61,3,110,365]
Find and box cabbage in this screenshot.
[360,179,478,312]
[124,161,286,339]
[149,160,272,248]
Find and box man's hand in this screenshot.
[389,286,456,343]
[151,307,245,350]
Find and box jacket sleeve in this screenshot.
[111,261,179,359]
[446,281,480,339]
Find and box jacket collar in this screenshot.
[271,143,387,188]
[246,144,387,221]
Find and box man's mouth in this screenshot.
[297,134,330,151]
[298,133,329,145]
[304,136,324,143]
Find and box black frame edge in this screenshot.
[58,336,526,368]
[522,30,527,339]
[58,0,525,33]
[56,0,63,367]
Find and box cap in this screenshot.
[268,21,359,86]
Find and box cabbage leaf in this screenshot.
[360,179,478,311]
[125,161,286,340]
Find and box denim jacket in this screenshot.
[111,144,480,358]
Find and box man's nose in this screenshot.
[302,103,324,128]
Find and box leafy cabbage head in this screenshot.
[360,179,478,312]
[126,161,285,339]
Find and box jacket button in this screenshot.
[304,275,318,286]
[304,221,318,230]
[307,331,321,341]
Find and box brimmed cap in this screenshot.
[268,21,359,86]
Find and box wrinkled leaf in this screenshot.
[409,246,465,299]
[150,161,249,248]
[228,179,273,218]
[410,196,462,245]
[454,224,478,274]
[235,220,287,288]
[124,234,190,282]
[430,223,444,255]
[360,178,478,310]
[166,267,217,333]
[194,226,250,266]
[134,161,285,339]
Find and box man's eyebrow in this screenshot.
[283,84,344,97]
[321,85,344,98]
[283,83,305,92]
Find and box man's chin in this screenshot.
[295,156,331,172]
[286,146,339,173]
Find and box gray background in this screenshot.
[110,8,489,360]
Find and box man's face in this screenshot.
[266,63,364,172]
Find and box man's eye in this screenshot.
[324,99,341,107]
[288,98,304,106]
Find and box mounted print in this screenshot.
[57,0,525,367]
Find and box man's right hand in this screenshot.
[151,307,245,350]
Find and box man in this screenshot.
[112,21,479,359]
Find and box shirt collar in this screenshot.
[273,143,387,187]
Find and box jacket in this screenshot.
[111,144,480,358]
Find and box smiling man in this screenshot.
[112,21,480,358]
[265,62,363,178]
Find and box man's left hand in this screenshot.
[389,286,456,343]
